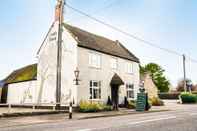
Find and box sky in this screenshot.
[1,0,197,87]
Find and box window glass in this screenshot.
[110,58,118,69]
[126,62,133,73]
[126,83,134,99]
[90,80,101,100]
[89,53,101,68]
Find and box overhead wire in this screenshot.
[66,0,120,23]
[66,4,197,64]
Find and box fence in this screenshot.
[0,103,69,114]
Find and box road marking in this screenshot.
[190,113,197,116]
[76,115,176,131]
[128,116,176,125]
[77,129,93,131]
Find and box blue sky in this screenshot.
[1,0,197,87]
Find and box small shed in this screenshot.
[1,64,37,103]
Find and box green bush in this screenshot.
[79,100,112,112]
[150,97,164,106]
[103,105,113,111]
[127,100,136,109]
[180,92,197,104]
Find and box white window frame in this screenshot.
[125,62,133,74]
[110,57,118,70]
[89,80,101,100]
[88,52,101,69]
[126,83,134,99]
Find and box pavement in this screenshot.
[0,107,51,114]
[0,100,197,131]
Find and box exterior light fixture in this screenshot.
[69,67,80,119]
[74,68,80,85]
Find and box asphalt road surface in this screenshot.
[0,103,197,131]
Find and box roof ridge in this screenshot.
[63,23,117,43]
[63,23,139,63]
[3,63,37,84]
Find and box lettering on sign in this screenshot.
[136,93,147,111]
[49,31,57,42]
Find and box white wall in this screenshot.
[60,27,78,105]
[77,47,140,105]
[37,22,58,104]
[36,22,139,106]
[37,23,78,106]
[7,80,37,104]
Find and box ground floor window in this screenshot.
[89,80,101,100]
[126,83,134,99]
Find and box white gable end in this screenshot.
[36,22,59,104]
[36,22,78,105]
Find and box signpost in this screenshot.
[136,93,147,111]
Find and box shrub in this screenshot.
[127,100,136,109]
[103,105,113,111]
[150,97,164,106]
[79,100,112,112]
[180,92,197,104]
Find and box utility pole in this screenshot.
[56,0,65,110]
[183,54,187,92]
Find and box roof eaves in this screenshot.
[78,45,140,63]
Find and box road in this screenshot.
[0,101,197,131]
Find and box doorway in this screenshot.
[110,73,124,110]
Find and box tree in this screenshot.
[140,63,170,92]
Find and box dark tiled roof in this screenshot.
[3,64,37,84]
[63,23,139,63]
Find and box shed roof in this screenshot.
[3,64,37,84]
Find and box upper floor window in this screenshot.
[89,53,101,68]
[110,58,118,70]
[125,62,133,74]
[89,80,101,100]
[126,83,134,99]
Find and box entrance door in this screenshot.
[111,84,119,110]
[110,73,124,110]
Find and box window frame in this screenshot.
[88,52,101,69]
[126,83,134,99]
[110,57,118,70]
[125,62,133,74]
[89,80,101,100]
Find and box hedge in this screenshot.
[158,91,197,100]
[158,92,180,99]
[180,92,197,103]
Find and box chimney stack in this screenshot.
[55,0,63,22]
